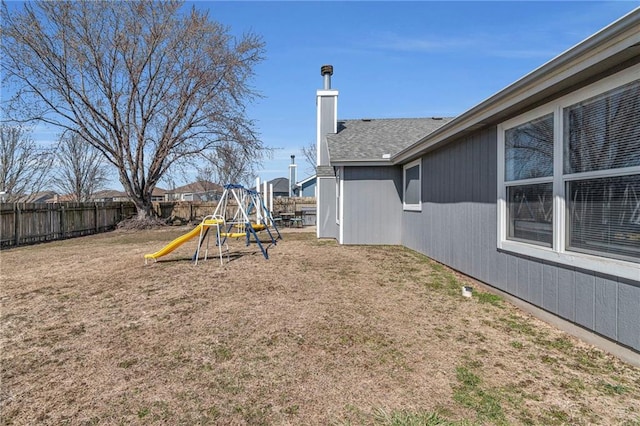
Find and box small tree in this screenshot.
[52,131,109,201]
[301,141,316,175]
[0,124,52,202]
[2,0,266,220]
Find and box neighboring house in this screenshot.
[164,181,222,201]
[316,10,640,354]
[91,189,164,202]
[268,177,290,198]
[16,191,58,203]
[151,187,166,202]
[295,175,317,197]
[92,190,130,202]
[48,193,76,203]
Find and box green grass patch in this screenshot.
[117,358,138,369]
[598,381,628,396]
[561,378,585,394]
[476,292,503,307]
[453,366,507,425]
[373,408,474,425]
[538,407,570,425]
[535,336,574,352]
[497,314,537,336]
[510,341,524,349]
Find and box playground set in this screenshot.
[144,184,282,265]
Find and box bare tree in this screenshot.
[52,131,109,201]
[301,141,317,175]
[1,0,266,220]
[0,124,52,202]
[194,140,268,187]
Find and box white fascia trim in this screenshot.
[392,10,640,164]
[297,175,317,186]
[316,89,339,96]
[331,160,393,167]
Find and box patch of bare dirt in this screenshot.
[1,226,639,425]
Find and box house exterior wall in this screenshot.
[301,180,316,197]
[318,96,336,166]
[401,126,640,351]
[316,176,338,239]
[342,166,402,245]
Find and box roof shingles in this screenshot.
[327,117,453,163]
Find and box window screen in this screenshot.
[505,113,554,181]
[405,164,420,206]
[567,174,640,261]
[564,80,640,174]
[507,183,553,246]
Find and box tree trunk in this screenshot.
[132,197,154,221]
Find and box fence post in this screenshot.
[48,203,53,241]
[94,202,99,233]
[60,204,66,238]
[13,203,20,246]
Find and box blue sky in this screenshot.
[198,0,639,183]
[6,1,640,189]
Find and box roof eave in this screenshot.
[392,7,640,164]
[331,159,394,167]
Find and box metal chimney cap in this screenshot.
[321,65,333,76]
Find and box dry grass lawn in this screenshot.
[1,226,639,425]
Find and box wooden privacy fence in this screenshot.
[153,197,316,224]
[0,202,136,249]
[0,197,316,249]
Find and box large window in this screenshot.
[563,80,640,262]
[504,113,554,246]
[498,66,639,277]
[403,159,421,211]
[567,175,640,261]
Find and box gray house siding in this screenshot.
[342,167,402,245]
[317,175,338,240]
[401,126,640,351]
[300,180,316,197]
[318,97,335,166]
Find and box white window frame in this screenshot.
[497,63,640,281]
[403,159,422,211]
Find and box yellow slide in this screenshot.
[144,219,222,262]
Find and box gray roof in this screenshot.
[327,117,454,163]
[316,165,335,177]
[268,177,290,193]
[169,180,222,194]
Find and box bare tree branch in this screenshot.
[1,0,266,218]
[0,124,52,201]
[301,141,316,176]
[51,131,110,201]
